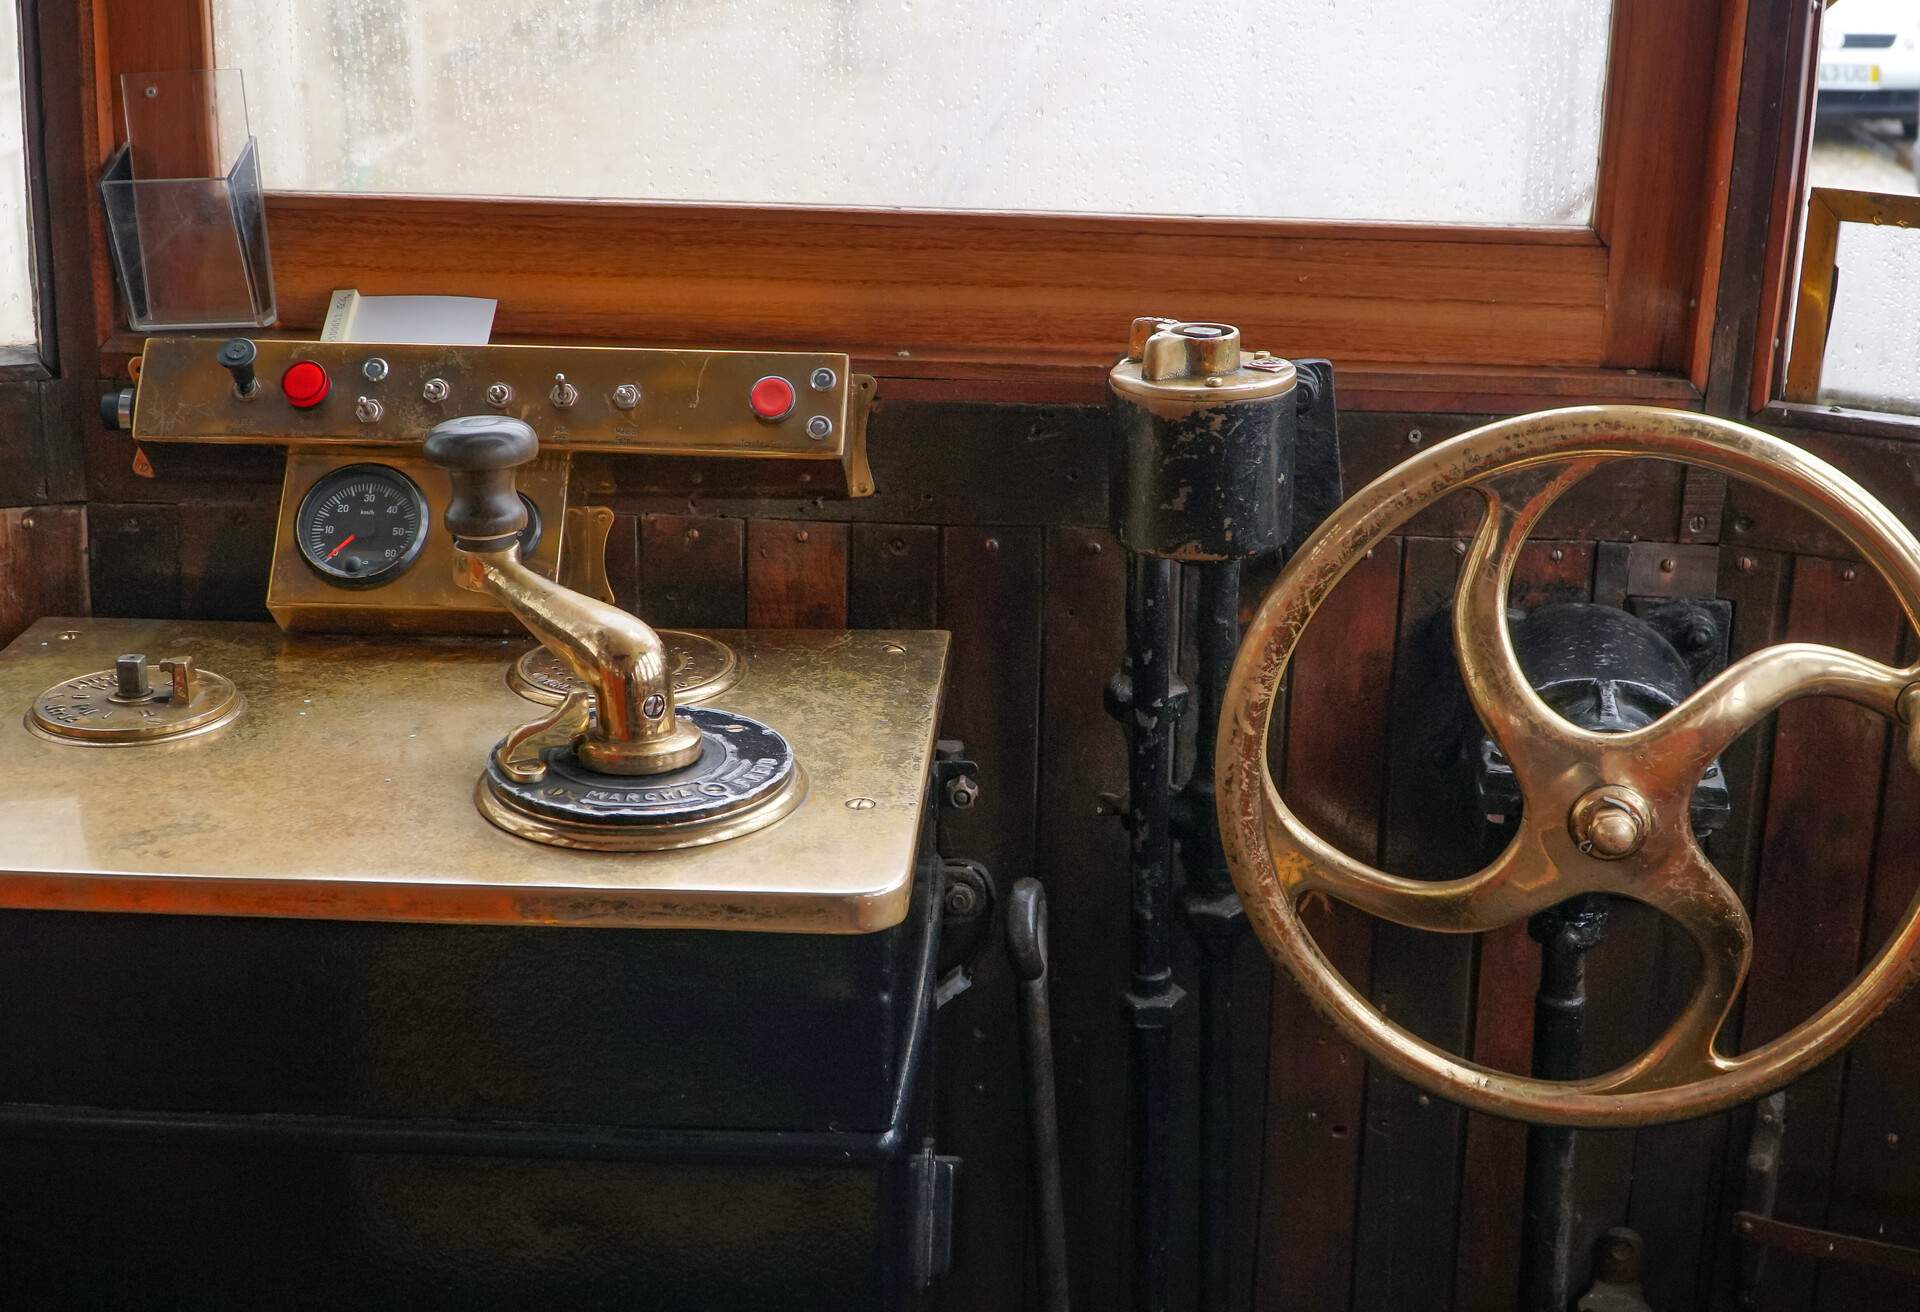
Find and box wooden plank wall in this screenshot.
[57,399,1920,1311]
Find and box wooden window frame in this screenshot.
[1728,0,1920,445]
[87,0,1743,410]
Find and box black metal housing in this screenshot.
[0,815,947,1309]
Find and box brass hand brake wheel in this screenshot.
[1218,406,1920,1127]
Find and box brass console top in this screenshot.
[0,619,948,934]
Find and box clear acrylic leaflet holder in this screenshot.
[100,69,275,331]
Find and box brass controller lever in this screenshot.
[424,415,806,851]
[424,415,702,778]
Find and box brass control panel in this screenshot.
[117,337,877,634]
[132,337,875,488]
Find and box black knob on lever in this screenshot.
[216,337,259,397]
[423,415,538,547]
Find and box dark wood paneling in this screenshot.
[1033,526,1131,1311]
[1736,557,1906,1312]
[1816,628,1920,1312]
[0,505,88,644]
[637,513,744,628]
[87,501,181,617]
[0,384,46,506]
[1254,541,1401,1312]
[848,523,940,628]
[601,401,1110,528]
[931,525,1044,1312]
[745,519,848,628]
[1634,546,1792,1312]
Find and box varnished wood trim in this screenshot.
[89,3,1731,383]
[1595,0,1737,369]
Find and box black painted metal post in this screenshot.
[1122,552,1180,1312]
[1180,560,1246,1311]
[1521,894,1610,1312]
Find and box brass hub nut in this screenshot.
[1569,785,1653,861]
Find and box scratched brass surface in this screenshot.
[131,338,875,497]
[0,619,948,933]
[1218,405,1920,1127]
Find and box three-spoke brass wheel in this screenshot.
[1218,406,1920,1127]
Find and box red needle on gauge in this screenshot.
[325,534,357,560]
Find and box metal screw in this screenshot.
[1687,513,1709,534]
[549,373,578,409]
[1453,540,1467,556]
[1204,375,1224,388]
[1737,555,1757,573]
[945,775,980,810]
[806,414,834,440]
[361,357,389,383]
[984,537,1000,553]
[1086,540,1102,555]
[485,382,513,408]
[795,529,809,543]
[1660,558,1677,574]
[1842,566,1858,582]
[1550,548,1564,562]
[887,537,907,556]
[421,377,450,403]
[612,383,641,410]
[684,528,701,544]
[353,396,384,424]
[944,881,980,916]
[845,796,877,810]
[809,366,838,391]
[642,693,665,719]
[1408,428,1423,445]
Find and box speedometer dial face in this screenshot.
[296,464,429,587]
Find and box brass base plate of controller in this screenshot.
[507,631,741,706]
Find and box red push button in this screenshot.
[281,360,331,410]
[749,375,796,422]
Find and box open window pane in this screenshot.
[1795,3,1920,414]
[213,0,1613,224]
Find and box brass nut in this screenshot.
[1569,785,1652,861]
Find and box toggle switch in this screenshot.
[217,338,259,397]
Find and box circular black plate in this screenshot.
[488,704,795,826]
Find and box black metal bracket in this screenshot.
[936,858,998,981]
[934,739,981,812]
[1287,358,1345,554]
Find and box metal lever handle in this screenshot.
[423,415,703,777]
[1008,878,1071,1312]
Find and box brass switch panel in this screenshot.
[131,337,874,497]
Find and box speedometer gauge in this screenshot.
[296,464,429,587]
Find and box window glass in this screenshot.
[1802,2,1920,415]
[0,0,36,349]
[214,0,1614,224]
